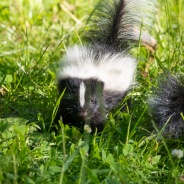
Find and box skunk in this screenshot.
[150,74,184,138]
[56,0,157,133]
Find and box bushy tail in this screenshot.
[85,0,157,51]
[150,74,184,138]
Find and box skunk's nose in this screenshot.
[79,110,88,118]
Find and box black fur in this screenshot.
[56,77,125,133]
[56,78,104,133]
[150,74,184,137]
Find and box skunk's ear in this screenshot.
[57,79,75,94]
[58,78,83,94]
[57,79,67,94]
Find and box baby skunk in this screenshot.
[150,74,184,138]
[56,0,157,133]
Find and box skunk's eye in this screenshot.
[90,97,97,104]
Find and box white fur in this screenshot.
[58,45,137,93]
[119,0,157,46]
[79,82,86,107]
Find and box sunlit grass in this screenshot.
[0,0,184,183]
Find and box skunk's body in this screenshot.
[56,0,157,133]
[150,74,184,137]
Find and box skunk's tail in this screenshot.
[85,0,157,51]
[150,74,184,137]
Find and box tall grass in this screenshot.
[0,0,184,183]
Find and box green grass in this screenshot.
[0,0,184,183]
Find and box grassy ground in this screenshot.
[0,0,184,183]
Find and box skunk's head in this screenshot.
[56,45,136,133]
[58,78,106,133]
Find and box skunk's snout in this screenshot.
[78,110,88,119]
[78,106,91,120]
